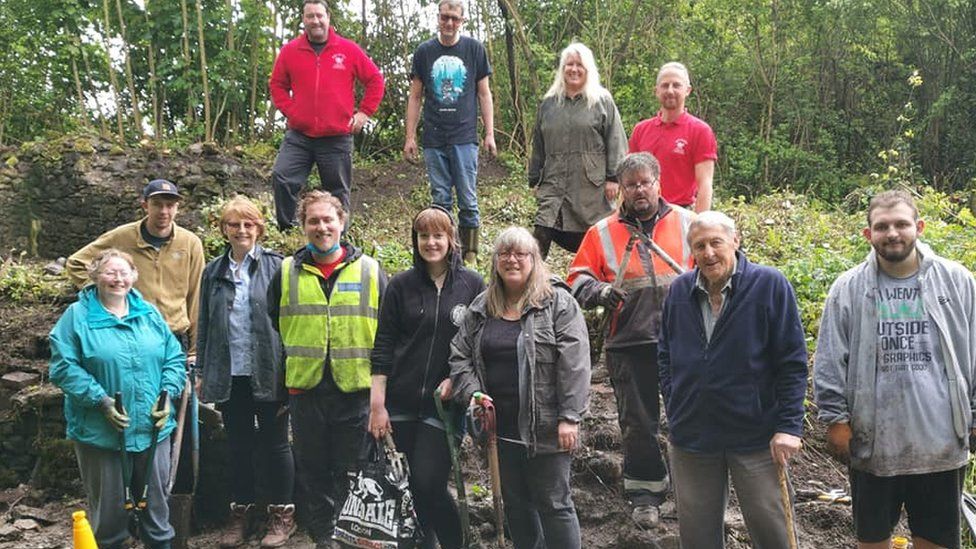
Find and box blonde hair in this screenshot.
[486,227,553,317]
[220,195,265,239]
[86,249,138,283]
[544,42,611,108]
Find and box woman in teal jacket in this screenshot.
[49,249,186,549]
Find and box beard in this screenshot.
[874,237,916,263]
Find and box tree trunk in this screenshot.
[247,42,259,141]
[100,0,126,139]
[180,0,195,125]
[195,0,213,142]
[114,0,144,137]
[144,0,162,138]
[70,56,91,130]
[497,0,526,152]
[80,45,110,135]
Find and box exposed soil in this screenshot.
[0,158,860,548]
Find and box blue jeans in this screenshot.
[424,143,480,228]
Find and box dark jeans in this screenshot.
[272,130,353,230]
[217,376,294,505]
[606,345,669,505]
[290,386,368,541]
[497,441,580,549]
[391,420,462,549]
[532,225,585,260]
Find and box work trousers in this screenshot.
[290,385,368,542]
[670,444,796,548]
[532,225,585,260]
[497,441,581,549]
[391,420,463,549]
[272,130,353,230]
[218,376,294,505]
[606,345,669,505]
[75,438,174,549]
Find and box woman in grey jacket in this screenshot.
[195,196,295,548]
[450,227,591,549]
[528,42,627,259]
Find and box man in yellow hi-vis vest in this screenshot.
[268,190,387,547]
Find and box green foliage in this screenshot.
[0,253,71,303]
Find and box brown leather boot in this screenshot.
[219,502,253,547]
[260,504,297,548]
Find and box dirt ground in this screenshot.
[0,158,860,548]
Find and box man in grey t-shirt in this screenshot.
[814,190,976,549]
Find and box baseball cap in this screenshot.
[142,179,183,200]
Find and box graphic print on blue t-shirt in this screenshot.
[431,56,467,106]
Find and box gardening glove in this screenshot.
[151,395,171,430]
[826,422,852,464]
[597,283,627,308]
[101,396,130,432]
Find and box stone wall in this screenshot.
[0,136,271,259]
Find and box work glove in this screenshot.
[598,283,627,308]
[151,395,171,430]
[101,396,130,432]
[825,422,852,464]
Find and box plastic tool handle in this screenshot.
[155,390,168,412]
[114,392,124,414]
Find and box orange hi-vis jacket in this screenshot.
[567,202,695,349]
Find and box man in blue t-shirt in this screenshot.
[404,0,495,265]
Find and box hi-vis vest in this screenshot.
[278,255,380,392]
[568,206,695,291]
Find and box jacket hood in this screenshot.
[468,276,570,317]
[411,205,463,270]
[80,285,155,328]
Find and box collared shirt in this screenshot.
[228,248,258,376]
[694,257,737,342]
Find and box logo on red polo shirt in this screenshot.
[332,53,346,70]
[673,138,688,155]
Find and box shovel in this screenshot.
[117,391,168,539]
[435,388,472,547]
[474,392,505,547]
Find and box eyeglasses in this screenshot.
[622,179,658,192]
[225,221,257,230]
[498,251,531,261]
[99,269,134,279]
[438,13,463,23]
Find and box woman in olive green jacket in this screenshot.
[528,42,627,259]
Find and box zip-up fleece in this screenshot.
[814,241,976,474]
[269,28,385,138]
[370,235,484,420]
[449,278,591,455]
[658,251,808,453]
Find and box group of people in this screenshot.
[44,0,976,548]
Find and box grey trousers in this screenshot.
[497,441,581,549]
[75,438,174,549]
[670,444,795,549]
[272,130,353,230]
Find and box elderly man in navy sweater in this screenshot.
[658,210,807,548]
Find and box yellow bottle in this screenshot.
[891,536,910,549]
[72,510,98,549]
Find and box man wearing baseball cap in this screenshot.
[66,179,205,359]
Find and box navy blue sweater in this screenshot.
[658,251,808,453]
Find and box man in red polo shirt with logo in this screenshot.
[269,0,385,230]
[629,62,717,213]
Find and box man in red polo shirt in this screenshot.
[629,62,717,212]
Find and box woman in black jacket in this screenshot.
[368,206,485,549]
[196,196,295,548]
